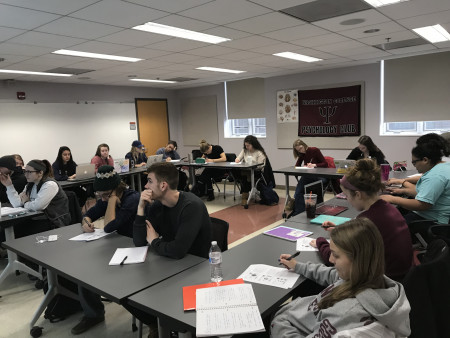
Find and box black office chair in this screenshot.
[64,190,82,225]
[402,239,450,338]
[210,217,229,252]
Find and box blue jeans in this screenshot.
[78,286,105,318]
[291,176,328,217]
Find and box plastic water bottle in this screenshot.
[209,241,223,282]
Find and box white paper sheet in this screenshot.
[109,246,148,265]
[1,207,28,216]
[69,229,114,242]
[296,237,329,251]
[238,264,300,289]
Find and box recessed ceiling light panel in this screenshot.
[364,0,409,8]
[52,49,142,62]
[196,67,245,74]
[130,78,177,83]
[273,52,322,63]
[0,69,72,77]
[132,22,230,44]
[413,24,450,43]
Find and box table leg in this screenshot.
[137,172,142,192]
[245,168,256,208]
[158,317,171,338]
[29,269,57,329]
[0,228,42,287]
[130,173,136,191]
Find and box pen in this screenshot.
[286,251,301,261]
[120,256,128,265]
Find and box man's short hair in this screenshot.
[147,162,179,190]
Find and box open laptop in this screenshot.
[68,163,95,181]
[334,159,356,173]
[146,154,164,167]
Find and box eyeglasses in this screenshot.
[95,191,113,199]
[411,159,423,165]
[23,170,39,175]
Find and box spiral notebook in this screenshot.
[196,284,265,337]
[263,225,313,241]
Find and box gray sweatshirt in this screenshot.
[271,262,411,338]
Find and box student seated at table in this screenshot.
[272,218,411,338]
[156,140,181,161]
[191,139,226,201]
[347,135,388,166]
[125,140,147,168]
[81,165,139,238]
[1,159,70,236]
[380,137,450,224]
[386,133,450,196]
[71,166,140,335]
[234,135,268,206]
[289,139,328,217]
[91,143,114,172]
[52,146,77,181]
[122,162,211,335]
[311,159,413,281]
[0,155,27,205]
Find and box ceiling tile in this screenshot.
[221,35,278,49]
[184,45,241,57]
[69,0,167,28]
[154,14,216,31]
[339,21,406,40]
[178,0,271,25]
[36,17,123,39]
[12,55,81,68]
[388,44,437,55]
[261,24,328,42]
[8,31,86,49]
[151,52,201,63]
[292,33,351,48]
[0,42,52,56]
[0,4,60,30]
[314,9,391,32]
[124,0,212,13]
[249,0,316,11]
[0,26,26,42]
[118,48,171,59]
[397,9,450,29]
[330,45,383,57]
[358,30,418,46]
[149,38,208,52]
[226,12,303,34]
[252,42,308,54]
[68,41,132,54]
[200,26,251,40]
[377,0,450,20]
[313,40,366,53]
[0,0,100,15]
[349,49,392,60]
[97,29,171,47]
[215,50,264,61]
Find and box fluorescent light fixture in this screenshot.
[196,67,246,74]
[0,69,72,77]
[52,49,142,62]
[129,78,176,84]
[413,24,450,43]
[363,0,409,8]
[273,52,322,63]
[132,22,230,44]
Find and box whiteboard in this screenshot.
[0,103,138,165]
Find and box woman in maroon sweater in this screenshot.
[311,158,413,281]
[290,139,328,217]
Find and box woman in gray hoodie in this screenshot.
[272,218,411,337]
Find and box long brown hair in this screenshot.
[95,143,110,158]
[318,218,386,309]
[292,139,308,159]
[344,158,384,197]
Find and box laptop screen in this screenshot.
[304,180,324,204]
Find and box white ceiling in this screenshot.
[0,0,449,89]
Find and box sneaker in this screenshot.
[207,189,215,201]
[71,316,105,335]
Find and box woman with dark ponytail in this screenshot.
[3,159,70,236]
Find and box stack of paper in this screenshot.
[109,247,148,265]
[196,284,265,337]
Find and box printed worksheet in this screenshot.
[296,237,330,251]
[238,264,301,289]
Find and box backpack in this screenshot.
[43,275,82,323]
[258,181,279,206]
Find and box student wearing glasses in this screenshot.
[381,137,450,224]
[1,158,70,236]
[0,155,27,205]
[72,165,139,335]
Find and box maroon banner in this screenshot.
[298,85,361,137]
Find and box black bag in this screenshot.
[43,275,82,323]
[258,181,279,206]
[177,170,189,192]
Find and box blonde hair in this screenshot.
[293,139,308,159]
[129,146,140,161]
[199,139,210,154]
[318,218,385,309]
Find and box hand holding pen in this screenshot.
[278,252,300,270]
[82,217,95,233]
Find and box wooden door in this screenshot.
[135,99,169,156]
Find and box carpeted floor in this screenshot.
[209,198,286,244]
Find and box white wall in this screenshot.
[174,63,418,186]
[0,81,176,164]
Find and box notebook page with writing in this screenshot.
[196,284,265,337]
[109,247,148,265]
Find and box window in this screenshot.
[383,121,450,135]
[224,82,266,138]
[226,118,266,138]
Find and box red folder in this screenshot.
[182,278,244,311]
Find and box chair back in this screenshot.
[192,149,202,160]
[324,156,335,168]
[64,190,82,225]
[210,217,229,252]
[225,153,237,162]
[402,239,450,338]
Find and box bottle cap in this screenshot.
[211,241,217,245]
